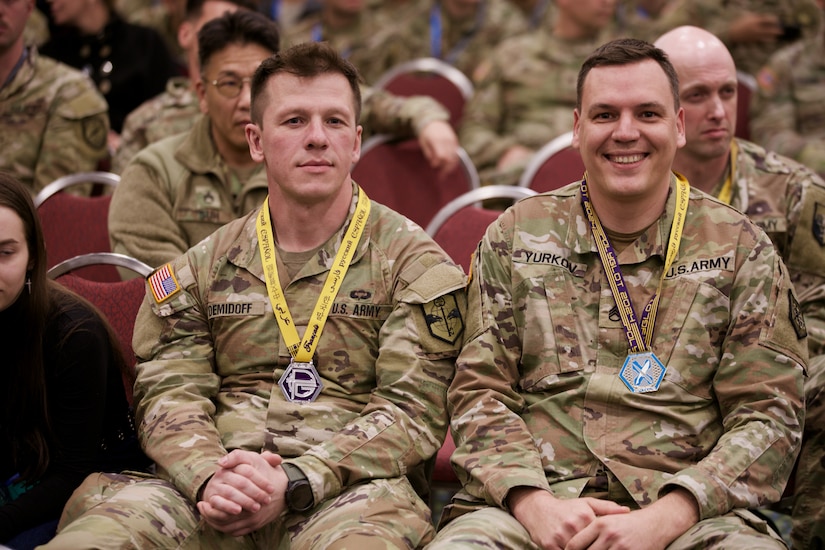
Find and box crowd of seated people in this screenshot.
[4,0,825,547]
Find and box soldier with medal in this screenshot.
[429,38,807,550]
[41,42,467,549]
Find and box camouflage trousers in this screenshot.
[38,472,435,549]
[792,354,825,550]
[428,505,787,549]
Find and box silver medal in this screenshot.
[279,359,323,403]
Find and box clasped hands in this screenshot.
[197,450,289,537]
[508,486,699,550]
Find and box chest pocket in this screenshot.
[518,268,590,393]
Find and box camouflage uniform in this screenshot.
[0,46,109,195]
[719,140,825,550]
[22,7,49,47]
[281,10,379,82]
[648,0,822,75]
[109,114,267,269]
[111,77,198,174]
[111,78,451,172]
[459,31,607,186]
[43,186,467,549]
[430,176,807,548]
[357,0,528,85]
[750,28,825,178]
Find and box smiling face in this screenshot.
[573,59,685,208]
[197,41,274,163]
[246,71,361,207]
[0,205,30,312]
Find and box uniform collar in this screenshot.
[230,181,372,283]
[565,173,679,265]
[0,45,37,99]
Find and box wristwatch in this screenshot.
[282,463,314,513]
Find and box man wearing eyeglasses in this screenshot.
[108,9,277,270]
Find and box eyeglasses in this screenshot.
[205,76,253,99]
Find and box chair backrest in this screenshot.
[373,57,474,130]
[427,185,537,271]
[37,193,116,280]
[47,252,153,279]
[517,131,585,193]
[352,135,480,228]
[36,172,120,282]
[735,70,757,141]
[34,171,120,207]
[50,261,151,406]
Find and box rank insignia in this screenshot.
[814,203,825,246]
[196,185,221,209]
[279,360,323,403]
[422,293,464,344]
[789,289,808,340]
[148,263,180,303]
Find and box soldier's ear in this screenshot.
[246,123,265,163]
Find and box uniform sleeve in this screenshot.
[111,108,150,174]
[361,86,450,139]
[784,169,825,358]
[446,213,553,508]
[290,248,468,504]
[660,231,807,519]
[109,158,191,270]
[132,259,225,502]
[32,78,109,193]
[750,45,815,164]
[458,53,518,178]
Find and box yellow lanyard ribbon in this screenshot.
[716,139,738,205]
[256,188,371,362]
[581,173,690,352]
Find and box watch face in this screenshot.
[289,480,314,512]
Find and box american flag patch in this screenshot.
[148,263,180,303]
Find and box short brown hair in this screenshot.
[576,38,680,112]
[250,42,363,127]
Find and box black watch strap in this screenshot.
[282,463,314,513]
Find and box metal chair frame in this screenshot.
[47,252,153,280]
[34,171,120,207]
[373,57,475,101]
[517,131,577,189]
[425,185,536,236]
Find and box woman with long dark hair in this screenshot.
[0,173,147,549]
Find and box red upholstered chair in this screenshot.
[35,171,121,281]
[373,57,474,130]
[433,431,458,483]
[517,131,585,193]
[426,185,537,272]
[352,135,480,229]
[49,253,153,406]
[736,70,757,141]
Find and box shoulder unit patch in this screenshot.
[789,289,808,340]
[422,293,464,344]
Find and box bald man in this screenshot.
[656,26,825,550]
